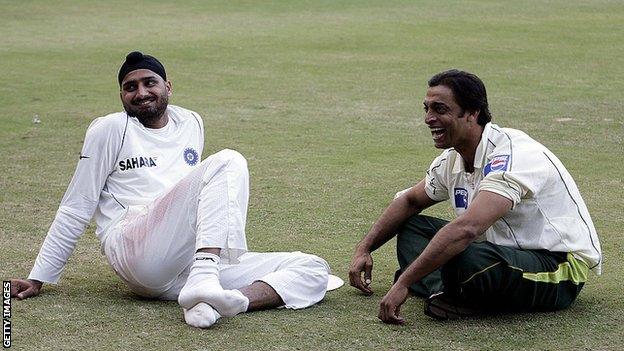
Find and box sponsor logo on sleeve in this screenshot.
[484,155,510,176]
[183,148,199,166]
[454,187,468,209]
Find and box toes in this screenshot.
[179,288,248,317]
[183,303,220,328]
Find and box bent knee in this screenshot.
[295,252,330,272]
[441,244,502,294]
[396,230,413,252]
[214,149,247,167]
[284,252,331,281]
[443,245,483,277]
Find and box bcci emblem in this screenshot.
[183,147,199,166]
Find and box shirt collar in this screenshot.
[451,122,492,174]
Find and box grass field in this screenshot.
[1,0,623,350]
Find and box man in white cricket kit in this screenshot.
[11,51,337,328]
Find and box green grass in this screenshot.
[1,0,623,350]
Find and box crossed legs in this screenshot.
[103,149,329,328]
[395,214,587,316]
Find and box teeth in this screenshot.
[430,127,445,141]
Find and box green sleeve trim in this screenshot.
[520,253,589,285]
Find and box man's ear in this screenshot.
[166,80,173,97]
[465,109,480,123]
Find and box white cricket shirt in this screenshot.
[29,105,204,283]
[424,123,602,274]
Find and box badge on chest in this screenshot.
[454,187,469,209]
[183,147,199,166]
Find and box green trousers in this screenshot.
[395,215,588,312]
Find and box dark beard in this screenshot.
[123,93,169,123]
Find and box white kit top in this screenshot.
[424,123,602,274]
[29,105,204,283]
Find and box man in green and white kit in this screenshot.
[349,69,602,324]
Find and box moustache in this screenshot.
[132,97,156,105]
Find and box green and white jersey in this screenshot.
[29,105,204,283]
[424,123,602,274]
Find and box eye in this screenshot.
[144,78,160,87]
[123,84,136,92]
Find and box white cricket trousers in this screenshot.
[102,149,329,308]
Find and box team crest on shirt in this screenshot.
[454,188,469,209]
[183,147,199,166]
[484,155,510,176]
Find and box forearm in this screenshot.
[357,195,422,253]
[29,206,92,283]
[28,118,115,284]
[394,220,476,288]
[394,191,513,288]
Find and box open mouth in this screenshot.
[133,98,155,107]
[431,127,446,141]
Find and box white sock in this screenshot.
[178,252,249,317]
[183,303,221,328]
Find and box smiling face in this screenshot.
[120,69,172,126]
[423,85,478,150]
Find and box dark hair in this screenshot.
[428,69,491,126]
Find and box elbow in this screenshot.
[453,218,482,243]
[461,228,481,242]
[403,197,424,215]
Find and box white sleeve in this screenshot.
[478,150,550,209]
[192,111,204,158]
[424,153,450,202]
[28,118,120,283]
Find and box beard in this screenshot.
[123,91,169,123]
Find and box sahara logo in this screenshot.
[119,156,157,171]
